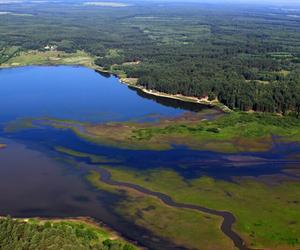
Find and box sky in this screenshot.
[152,0,300,4]
[212,0,299,3]
[0,0,299,7]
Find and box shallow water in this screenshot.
[0,138,182,249]
[0,66,299,249]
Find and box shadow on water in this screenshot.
[94,68,213,113]
[95,70,111,78]
[130,86,213,112]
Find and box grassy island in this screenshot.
[24,111,300,153]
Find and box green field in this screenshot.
[0,50,95,69]
[0,46,20,64]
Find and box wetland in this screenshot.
[0,66,300,250]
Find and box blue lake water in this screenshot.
[0,66,200,123]
[0,66,299,249]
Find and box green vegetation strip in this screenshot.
[0,216,137,250]
[25,112,300,153]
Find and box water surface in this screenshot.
[0,66,199,123]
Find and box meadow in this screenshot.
[0,50,95,68]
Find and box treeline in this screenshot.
[126,63,300,114]
[0,217,136,250]
[115,52,300,114]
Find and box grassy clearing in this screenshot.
[130,17,211,45]
[0,46,21,64]
[0,50,95,68]
[98,167,300,249]
[106,49,123,58]
[277,70,291,77]
[87,171,234,250]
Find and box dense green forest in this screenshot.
[0,0,300,114]
[0,217,136,250]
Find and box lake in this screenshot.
[0,66,299,249]
[0,66,208,123]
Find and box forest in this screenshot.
[0,217,136,250]
[0,0,300,114]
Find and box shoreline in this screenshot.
[94,67,232,113]
[0,52,231,113]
